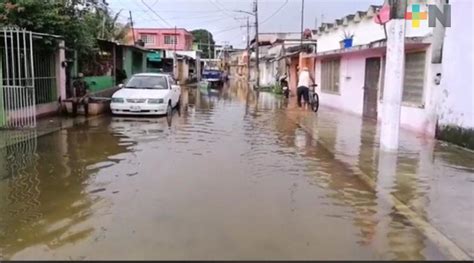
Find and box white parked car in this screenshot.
[111,73,181,115]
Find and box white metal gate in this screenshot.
[1,27,36,128]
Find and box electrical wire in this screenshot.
[130,0,166,26]
[207,0,241,21]
[213,25,242,35]
[140,0,172,26]
[260,0,288,25]
[166,13,228,20]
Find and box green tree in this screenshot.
[191,29,215,59]
[85,8,131,43]
[0,0,128,56]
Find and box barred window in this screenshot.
[379,51,426,105]
[164,35,177,45]
[321,58,341,94]
[403,51,426,104]
[139,34,155,44]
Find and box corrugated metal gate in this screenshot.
[0,28,36,128]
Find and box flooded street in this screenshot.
[0,82,473,260]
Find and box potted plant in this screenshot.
[341,30,354,48]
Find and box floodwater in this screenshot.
[0,81,472,260]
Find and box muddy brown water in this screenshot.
[0,83,470,260]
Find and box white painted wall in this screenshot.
[316,12,433,53]
[437,0,474,129]
[316,18,385,53]
[258,61,277,87]
[377,44,435,135]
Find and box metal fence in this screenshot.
[33,48,56,105]
[0,28,36,128]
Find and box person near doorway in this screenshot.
[72,72,90,117]
[297,67,314,108]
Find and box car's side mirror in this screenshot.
[118,83,124,88]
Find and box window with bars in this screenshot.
[164,35,177,45]
[321,58,341,94]
[139,34,156,44]
[379,51,426,106]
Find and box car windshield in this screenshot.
[125,76,168,89]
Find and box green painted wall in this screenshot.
[122,48,148,77]
[123,49,133,78]
[84,76,115,93]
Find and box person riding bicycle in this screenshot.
[297,67,315,108]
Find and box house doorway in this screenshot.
[363,57,381,119]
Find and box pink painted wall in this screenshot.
[289,57,299,93]
[127,28,193,51]
[315,52,372,115]
[315,49,434,136]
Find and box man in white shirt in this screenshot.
[297,67,314,108]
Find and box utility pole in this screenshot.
[300,0,305,46]
[254,0,260,89]
[174,26,177,80]
[129,11,136,44]
[380,0,408,151]
[246,16,251,82]
[207,31,211,59]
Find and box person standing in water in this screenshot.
[296,67,314,108]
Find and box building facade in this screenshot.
[435,0,474,147]
[128,28,194,51]
[311,3,447,137]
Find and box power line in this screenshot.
[194,16,231,25]
[213,25,242,35]
[131,0,169,26]
[208,0,240,21]
[140,0,172,26]
[116,9,223,14]
[166,13,228,20]
[260,0,288,24]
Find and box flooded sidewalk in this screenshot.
[277,95,474,260]
[0,83,472,260]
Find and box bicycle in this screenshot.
[309,84,319,112]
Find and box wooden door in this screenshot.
[363,57,381,119]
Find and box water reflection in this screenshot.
[0,83,471,260]
[245,94,455,259]
[0,118,130,259]
[285,100,474,259]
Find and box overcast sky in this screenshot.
[108,0,381,47]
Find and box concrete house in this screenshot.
[435,0,473,148]
[311,2,457,137]
[126,28,200,82]
[250,32,317,89]
[128,28,194,51]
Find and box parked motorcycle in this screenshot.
[283,86,290,99]
[279,75,289,99]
